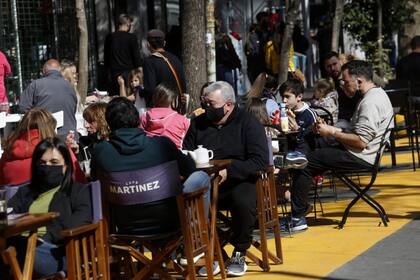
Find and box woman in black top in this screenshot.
[7,137,92,277]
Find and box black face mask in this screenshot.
[206,105,226,123]
[34,165,64,193]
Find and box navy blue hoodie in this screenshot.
[93,127,195,234]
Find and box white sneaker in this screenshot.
[197,261,221,277]
[226,251,247,276]
[179,252,205,266]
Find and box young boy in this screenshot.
[280,78,318,164]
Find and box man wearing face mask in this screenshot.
[183,81,269,277]
[5,138,92,277]
[282,60,393,232]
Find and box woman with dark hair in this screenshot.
[140,83,189,149]
[7,137,92,277]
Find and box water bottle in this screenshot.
[280,103,289,132]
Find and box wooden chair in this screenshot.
[2,181,109,280]
[246,166,283,271]
[108,189,225,280]
[59,180,109,279]
[109,230,183,279]
[100,161,222,279]
[176,187,226,280]
[217,166,283,272]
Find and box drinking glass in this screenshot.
[0,189,7,224]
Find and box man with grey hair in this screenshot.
[104,14,142,95]
[19,59,78,140]
[184,81,268,277]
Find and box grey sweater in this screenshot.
[19,70,77,139]
[345,87,393,165]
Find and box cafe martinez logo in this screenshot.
[109,180,160,194]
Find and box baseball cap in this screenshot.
[147,29,165,39]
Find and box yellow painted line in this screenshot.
[230,153,419,280]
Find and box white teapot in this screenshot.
[188,145,214,166]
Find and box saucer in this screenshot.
[196,162,214,168]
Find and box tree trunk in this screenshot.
[331,0,344,52]
[278,0,300,86]
[377,0,384,77]
[182,0,207,113]
[206,0,216,83]
[76,0,88,103]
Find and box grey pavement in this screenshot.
[325,215,420,280]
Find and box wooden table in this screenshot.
[0,212,60,280]
[197,159,231,275]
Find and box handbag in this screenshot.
[152,52,186,114]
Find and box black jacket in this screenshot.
[183,106,269,182]
[143,51,186,106]
[104,31,142,73]
[8,182,92,245]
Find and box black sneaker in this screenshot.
[226,251,247,276]
[280,215,308,232]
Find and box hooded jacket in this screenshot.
[0,50,11,103]
[140,107,190,149]
[92,127,195,234]
[0,129,87,186]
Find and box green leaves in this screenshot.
[343,0,414,46]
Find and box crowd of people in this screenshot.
[2,11,416,279]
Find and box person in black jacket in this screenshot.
[6,137,92,277]
[183,81,269,277]
[143,29,186,110]
[104,14,142,96]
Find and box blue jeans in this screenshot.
[182,171,211,216]
[33,240,66,277]
[0,236,66,278]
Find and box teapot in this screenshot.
[188,145,214,166]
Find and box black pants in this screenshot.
[108,69,131,96]
[218,179,256,252]
[291,146,372,217]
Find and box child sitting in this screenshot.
[280,78,317,165]
[310,79,338,124]
[140,83,190,149]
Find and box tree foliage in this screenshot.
[343,0,415,46]
[343,0,416,78]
